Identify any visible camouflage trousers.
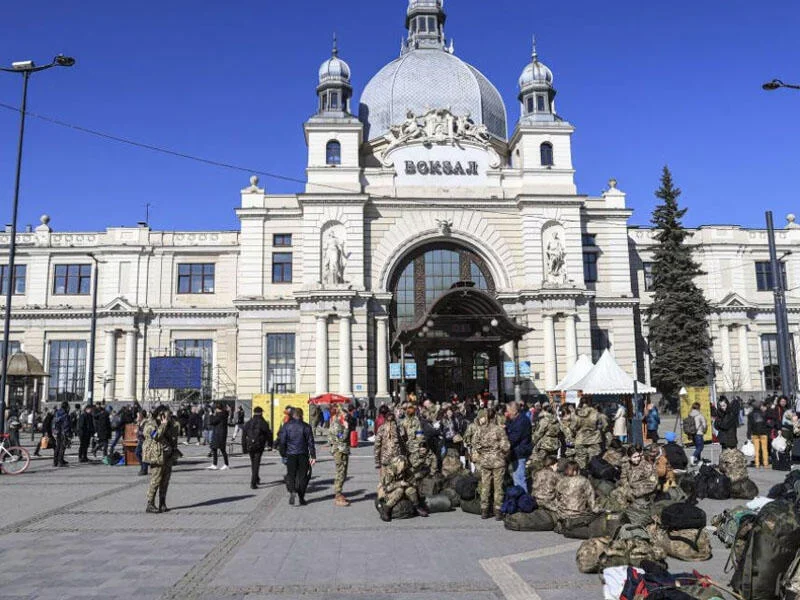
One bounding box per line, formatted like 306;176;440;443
480;467;505;512
384;485;419;509
146;464;172;504
574;444;602;470
333;451;349;495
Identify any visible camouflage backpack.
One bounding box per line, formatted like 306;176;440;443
719;448;748;484
598;525;667;572
712;505;756;548
781;548;800;600
576;536;609;574
649;525;713;562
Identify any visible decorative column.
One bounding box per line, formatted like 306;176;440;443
565;313;578;370
543;314;557;390
375;315;389;398
104;330;116;401
720;323;732;389
339;313;352;397
124;329;137;401
738;324;752;391
315;314;329;396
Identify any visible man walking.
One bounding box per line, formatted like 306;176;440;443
52;401;71;467
328;406;351;507
278;408;316;506
207;402;230;470
242;406;271;489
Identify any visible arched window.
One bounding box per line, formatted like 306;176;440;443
540;142;554;167
326;140;341;165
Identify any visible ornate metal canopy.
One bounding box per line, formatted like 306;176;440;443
393;283;531;348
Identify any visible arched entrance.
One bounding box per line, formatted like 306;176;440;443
388;243;529;400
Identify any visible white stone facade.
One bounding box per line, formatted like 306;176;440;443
1;2;797;406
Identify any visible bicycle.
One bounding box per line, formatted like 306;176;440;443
0;433;30;475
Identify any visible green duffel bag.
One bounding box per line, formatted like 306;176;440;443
558;514;596;539
504;509;555;532
460;495;482;515
424;493;452;513
441;487;461;508
588;512;630;539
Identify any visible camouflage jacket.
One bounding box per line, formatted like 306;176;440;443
571;406;603;446
555;475;599;518
719;448;748;484
327;417;350;455
532;468;561;511
142;417;180;466
474;422;511;469
378;460;415;496
374;421;404;468
532;412;561;453
621;461;658;499
401;415;425;454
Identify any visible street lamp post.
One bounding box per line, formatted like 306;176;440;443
86;254;99;406
0;55;75;434
766;211;795;398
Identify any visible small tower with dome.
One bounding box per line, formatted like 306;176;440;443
518;37;556;122
304;36;363;192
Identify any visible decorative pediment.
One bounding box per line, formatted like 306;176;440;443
103;297;137;313
717;292;753;310
380;108;502;169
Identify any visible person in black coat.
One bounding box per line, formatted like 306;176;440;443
208;403;229;470
186;406;203;444
714;397;739;450
93;406;112;457
242;406;272;489
662;431;688;470
77;405;95;462
277;407;316;505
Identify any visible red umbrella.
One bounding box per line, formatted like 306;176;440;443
308;393;351;405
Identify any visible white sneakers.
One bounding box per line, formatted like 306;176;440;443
207;464;218;470
220;465;229;471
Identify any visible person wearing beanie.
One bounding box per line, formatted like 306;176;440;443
662;430;688;470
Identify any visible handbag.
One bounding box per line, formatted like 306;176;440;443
741;439;756;458
40;435;50;449
773;434;788;454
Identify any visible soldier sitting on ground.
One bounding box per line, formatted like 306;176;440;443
531;455;561;513
602;438;627;469
618;445;658;508
555;460;600;524
377;455;429;522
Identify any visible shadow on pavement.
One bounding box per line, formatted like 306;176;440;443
171;494;256;510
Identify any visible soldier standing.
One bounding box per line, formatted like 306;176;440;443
374;410;404;471
571;401;603;469
328;406;352;507
474;408;510;520
530;405;561;471
142;405;180;513
400;404;426;470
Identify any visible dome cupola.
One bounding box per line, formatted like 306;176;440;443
405;0;446;51
518;37;557;122
316;35;353;115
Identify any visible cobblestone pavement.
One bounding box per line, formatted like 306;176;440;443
0;433;787;600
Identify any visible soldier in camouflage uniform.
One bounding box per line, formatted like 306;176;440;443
374;411;404;471
530;406;561;471
718;447;748;484
328;407;351;507
555;460;599;519
602;439;627;469
142;405;180;514
412;444;438;482
474;408;510;519
571;402;603;469
559;406;576;460
463;409;485;471
377;455;429;522
400;404;426;470
531;455;561;512
618;446;658;505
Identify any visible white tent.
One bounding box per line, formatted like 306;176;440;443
554;354;594;391
568;350;656;395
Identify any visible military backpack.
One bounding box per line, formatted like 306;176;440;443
712;505;756;548
781;547;800;600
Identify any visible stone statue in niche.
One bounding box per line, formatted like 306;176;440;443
545;231;567;285
322;230;346;285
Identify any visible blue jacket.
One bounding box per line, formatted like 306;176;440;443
505;413;533;460
277;418;316;459
52;408;72;437
646;408;660;432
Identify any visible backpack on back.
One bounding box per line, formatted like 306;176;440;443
730;500;800;600
683;416;697;436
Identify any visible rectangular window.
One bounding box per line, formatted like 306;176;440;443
643;262;655;292
591;329;610;363
2;341;22;361
583;252;598;283
266;333;295;393
174;339;213;401
273;234;292;247
418;16;427;32
581;234;597;247
53;264;92;295
761;333;797;392
526;97;534;114
321;94;327;111
48;340;87;403
427;16;436;32
329;91;339;109
272;252;293;283
177;263;215;294
0;264;26;295
537;95;546;112
755;261;787;292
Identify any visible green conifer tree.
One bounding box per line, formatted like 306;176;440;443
647;167;712;400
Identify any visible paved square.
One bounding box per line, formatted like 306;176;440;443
0;439;786;600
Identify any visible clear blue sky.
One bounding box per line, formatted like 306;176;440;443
0;0;798;232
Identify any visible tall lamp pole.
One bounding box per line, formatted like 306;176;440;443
0;55;75;434
766;211;795;398
86;253;99;406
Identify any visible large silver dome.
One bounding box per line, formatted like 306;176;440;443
358;48;508;142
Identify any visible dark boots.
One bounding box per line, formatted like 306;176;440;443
481;508;491;520
158;495;170;513
379;503;392;522
416;504;429;518
146;502;159;514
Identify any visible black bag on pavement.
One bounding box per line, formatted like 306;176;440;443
661;503;706;531
391;498;417;520
460;495;481;515
424;494;452;513
730;478;759;500
730;500;800;600
504;509;555;532
696;465;731;500
418;474;444;498
454;474;479;501
441;487;461;508
588;456;621;482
